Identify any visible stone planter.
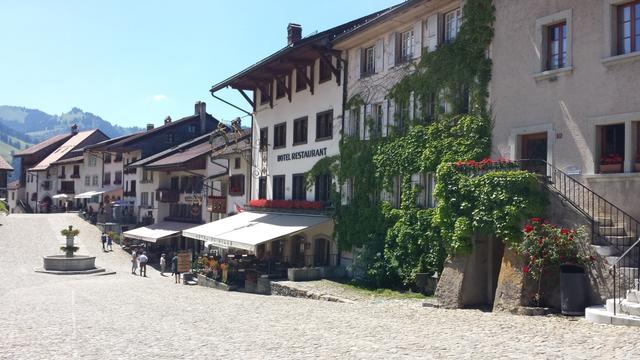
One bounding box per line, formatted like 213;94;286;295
43;255;96;271
600;163;622;173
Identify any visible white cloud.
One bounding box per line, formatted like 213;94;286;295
151;94;169;102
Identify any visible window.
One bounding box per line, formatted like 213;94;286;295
229;175;245;196
293;117;308;145
85;176;90;186
114;171;122;185
114;153;122;162
272;175;285;200
296;67;307;92
166;133;174;144
59;166;66;178
314;174;331;202
276;76;287;99
141;192;149;207
260;84;271;105
395;100;409;134
72;165;80;178
130;180;136;195
170;176;179;190
88;156;97;167
349;107;361;138
547;22;567;70
187;124;197;133
234;157;241;169
259;127;269;150
319;57;332;83
258;177;267;199
599;124;625;173
103;172;111;185
316;110;333;140
292;174;306;200
180;176;192;192
419;172;436;208
60;181;75;194
445;8;462;43
372;103;383;137
274;123;286;149
141;169;153;183
418;93;436;123
92;175;99;186
361;46;375;76
617;1;640;55
397;30;414;63
104;153;111;163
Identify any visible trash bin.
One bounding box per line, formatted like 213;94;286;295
560;264;586;316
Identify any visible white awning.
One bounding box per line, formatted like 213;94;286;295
52;194;70;199
75;191;98;199
182;211;332;252
123;221;195;243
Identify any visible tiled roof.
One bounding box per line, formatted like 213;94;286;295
0;156;13;171
51;155;84;165
29;130;100;171
8;180;20;190
83;132;143;151
144;142;212;168
14;133;73;156
128;133;211;168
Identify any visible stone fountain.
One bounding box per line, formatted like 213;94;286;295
37;225;105;274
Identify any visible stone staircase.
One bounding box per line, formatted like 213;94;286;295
586;216;640;326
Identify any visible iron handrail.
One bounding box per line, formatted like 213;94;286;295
518;159;640;315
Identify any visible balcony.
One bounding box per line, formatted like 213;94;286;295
58;189;75;194
113;180;122;185
156;189;179;203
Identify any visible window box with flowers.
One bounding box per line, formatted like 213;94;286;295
518;218;594;311
599;154;623;173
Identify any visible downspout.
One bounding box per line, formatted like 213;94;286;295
338;50;349;267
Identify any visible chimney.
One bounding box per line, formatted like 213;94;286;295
287;23;302;45
164;116;172;125
147;123;154;131
195;101;207;134
71;124;79;135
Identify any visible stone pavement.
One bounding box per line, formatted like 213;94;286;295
0;213;639;359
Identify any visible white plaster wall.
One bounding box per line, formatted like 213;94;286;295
252;57;343;201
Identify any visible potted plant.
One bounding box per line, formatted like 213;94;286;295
518;218;594;314
60;226;80;257
600;153;623;173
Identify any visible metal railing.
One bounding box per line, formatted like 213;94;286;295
519;159;640;315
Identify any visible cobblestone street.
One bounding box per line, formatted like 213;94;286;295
0;214;638;359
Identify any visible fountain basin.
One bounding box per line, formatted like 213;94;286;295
43;255;96;271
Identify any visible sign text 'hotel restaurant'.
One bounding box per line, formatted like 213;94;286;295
276;147;327;162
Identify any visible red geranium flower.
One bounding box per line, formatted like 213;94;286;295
531;218;541;223
560;228;570;235
523;266;530;274
524;225;534;233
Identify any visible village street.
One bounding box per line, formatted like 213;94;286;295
0;213;638;360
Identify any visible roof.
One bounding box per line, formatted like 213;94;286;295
209;5;401;93
29;130;100;171
123;221;196;243
14;133;73;157
51;156;84;165
104;113;220;151
332;0;428;46
8;180;20;190
0;156;13;171
128;132;212;168
182;212;331;251
144;142;212;169
84;132;143;152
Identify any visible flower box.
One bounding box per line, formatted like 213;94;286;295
600;163;622;173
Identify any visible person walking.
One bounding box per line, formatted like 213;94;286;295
160;253;167;276
171;254;180;284
138;252;148;277
101;232;107;252
106;233;113;251
131;249;138;275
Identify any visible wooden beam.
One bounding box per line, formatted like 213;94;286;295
295;65;314;95
237;89;255;111
320;54;340;86
275;76;291;102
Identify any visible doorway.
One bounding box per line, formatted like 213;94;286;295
520;132;548;174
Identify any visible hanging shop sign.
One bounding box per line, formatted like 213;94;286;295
207;196;227;213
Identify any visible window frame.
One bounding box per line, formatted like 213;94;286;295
617;0;640;55
293;116;308;145
272;175;285;200
546;21;568;70
258;176;267;200
273;122;287;149
229;174;245;196
259;127;269;150
316;110;333;141
319;57;332;83
292;173;306;201
314;173;332;203
397;30;415;64
445;8;462;43
295;67;308;92
361;46;376;77
275;75;287;99
234;157;241;169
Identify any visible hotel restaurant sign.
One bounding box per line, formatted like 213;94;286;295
276;147;327;162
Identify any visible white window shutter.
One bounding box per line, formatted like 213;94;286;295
388;32;397;69
364;104;372;140
374;39;384;73
387;100;395;137
413;20;423;59
427;13;440;52
354;48;362;79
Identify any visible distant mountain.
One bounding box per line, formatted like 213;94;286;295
0;105;142;182
0;105;142;143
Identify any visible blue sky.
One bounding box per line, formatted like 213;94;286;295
0;0;400;129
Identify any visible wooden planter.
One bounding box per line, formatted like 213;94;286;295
600;163;623;174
